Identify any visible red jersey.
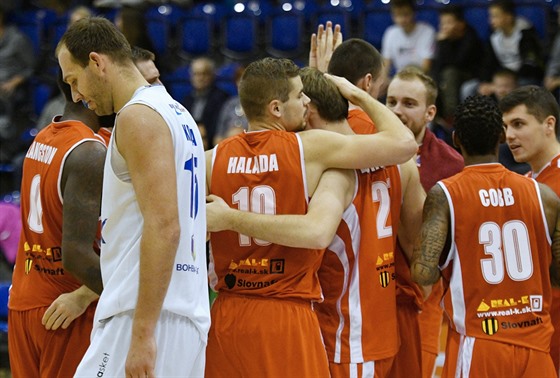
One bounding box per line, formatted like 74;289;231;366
209;130;324;301
315;109;402;363
9;118;104;310
439;164;553;352
531;153;560;372
96;127;112;146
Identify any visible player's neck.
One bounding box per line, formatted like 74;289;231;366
529;142;560;173
463;154;499;166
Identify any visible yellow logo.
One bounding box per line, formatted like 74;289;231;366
477;300;490;311
25;258;33;275
482;318;499;336
379;271;390;288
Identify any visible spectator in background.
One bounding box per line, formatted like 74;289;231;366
544;10;560;101
382;0;436;79
68;5;92;24
35;6;93;131
461;0;544;101
182;57;230;149
431;5;482;124
483;68;531;174
0;4;34;144
213;65;247;145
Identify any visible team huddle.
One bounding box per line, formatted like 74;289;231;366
6;14;560;378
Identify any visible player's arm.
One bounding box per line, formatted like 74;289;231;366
117;104;181;377
205;148;214;193
411;184;450;286
397;159;426;261
61;140;106;294
206;168;353;249
538;183;560;287
302;75;416;170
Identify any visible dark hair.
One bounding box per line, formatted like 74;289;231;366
131;46;155;63
455;95;503;155
57;16;132;67
489;0;516;16
328;39;383;85
300;67;348;122
499;85;559;134
439;5;465;21
239;58;300;121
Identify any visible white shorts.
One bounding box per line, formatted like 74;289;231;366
75;310;205;377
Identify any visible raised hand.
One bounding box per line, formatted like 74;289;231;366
309;21;343;72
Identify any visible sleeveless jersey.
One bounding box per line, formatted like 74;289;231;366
95;85;210;338
209;130;324;301
315;109;402;363
439;163;553;352
531;153;560;371
9;118;104;310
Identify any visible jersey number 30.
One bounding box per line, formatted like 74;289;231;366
479;221;533;284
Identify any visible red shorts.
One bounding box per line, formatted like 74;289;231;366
550;289;560;376
386;300;422;378
419;281;444;378
328;356;395;378
205;293;330;378
8;305;95;378
443;328;557;378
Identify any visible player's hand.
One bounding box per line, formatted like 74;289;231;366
206;194;232;232
42;291;89;330
309;21;342;72
125;335;157;378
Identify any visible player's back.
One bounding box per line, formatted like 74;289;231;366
439;163;554;352
209;130;324;301
315;108;402;363
10;119;102;310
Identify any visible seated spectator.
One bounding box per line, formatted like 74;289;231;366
382;0;436;78
486;68;519;102
181;57;230;149
0;4;34;144
214;65;248;145
431;5;482;123
544;10;560;101
483;69;531;174
36;6;93;131
461;0;544;101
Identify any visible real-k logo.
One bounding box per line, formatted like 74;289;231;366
24;258;33;275
225;273;236;289
379;271;390;288
482;317;499;335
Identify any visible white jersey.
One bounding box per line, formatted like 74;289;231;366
95;85;210;340
381;21;436;72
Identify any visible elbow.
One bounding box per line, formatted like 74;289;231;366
309;229;335;250
401;137;418;164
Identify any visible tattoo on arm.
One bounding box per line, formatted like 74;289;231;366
412;185;450;285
